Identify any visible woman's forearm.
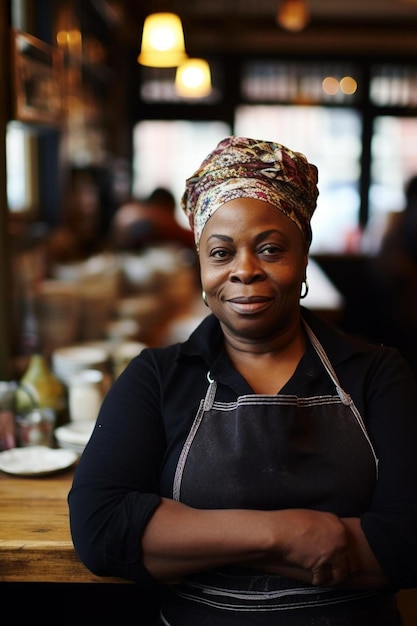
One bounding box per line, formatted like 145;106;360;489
140;498;273;581
141;499;387;588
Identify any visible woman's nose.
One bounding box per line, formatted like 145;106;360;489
230;252;264;282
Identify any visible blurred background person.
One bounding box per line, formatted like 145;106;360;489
109;186;195;253
362;175;417;379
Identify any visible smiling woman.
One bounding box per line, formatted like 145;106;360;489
69;136;417;626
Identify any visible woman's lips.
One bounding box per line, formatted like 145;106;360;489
227;296;273;314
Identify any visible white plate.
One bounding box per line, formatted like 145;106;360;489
0;446;78;476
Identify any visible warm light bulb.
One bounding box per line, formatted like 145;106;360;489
340;76;358;95
175;58;212;98
277;0;310;33
138;12;187;67
149;23;178;52
322;76;339;96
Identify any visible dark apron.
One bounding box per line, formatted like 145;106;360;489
157;323;402;625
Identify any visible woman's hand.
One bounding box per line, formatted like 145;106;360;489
261;508;353;586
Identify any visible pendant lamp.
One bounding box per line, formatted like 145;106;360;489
276;0;310;32
138;12;187;67
175;58;212;98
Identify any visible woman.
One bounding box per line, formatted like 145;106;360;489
69;137;417;625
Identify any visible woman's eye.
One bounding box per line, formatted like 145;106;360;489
210;248;231;259
259;244;282;256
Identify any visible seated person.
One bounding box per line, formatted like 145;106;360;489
109;187;195;252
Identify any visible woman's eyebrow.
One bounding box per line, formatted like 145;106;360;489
205;229;291;249
253;229;285;244
206;233;234;244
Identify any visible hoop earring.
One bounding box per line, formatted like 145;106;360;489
202;290;209;307
300;279;309;299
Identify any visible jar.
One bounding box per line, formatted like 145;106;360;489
68;369;104;423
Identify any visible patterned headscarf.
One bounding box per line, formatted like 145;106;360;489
181;136;319;249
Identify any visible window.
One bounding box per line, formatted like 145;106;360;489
365;115;417;252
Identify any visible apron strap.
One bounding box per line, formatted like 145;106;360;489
303;320;349;400
303;320;379;474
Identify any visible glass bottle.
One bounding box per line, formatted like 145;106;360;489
15;353;67;426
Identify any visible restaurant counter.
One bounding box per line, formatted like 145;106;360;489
0;465;125;583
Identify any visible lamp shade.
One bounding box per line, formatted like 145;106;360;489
138;12;187;67
175;58;212;98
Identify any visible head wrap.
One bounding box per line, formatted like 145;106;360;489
181;136;319;249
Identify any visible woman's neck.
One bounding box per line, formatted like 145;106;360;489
223;323;306;394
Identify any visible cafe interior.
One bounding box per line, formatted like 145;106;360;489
1;0;417;621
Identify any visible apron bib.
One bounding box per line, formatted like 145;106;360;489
159;323;400;625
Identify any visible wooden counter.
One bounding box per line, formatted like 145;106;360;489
0;466;127;583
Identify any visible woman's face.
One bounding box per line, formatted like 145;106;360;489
199;197;308;343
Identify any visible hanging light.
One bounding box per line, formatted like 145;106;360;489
175;58;212;98
138;12;187;67
276;0;310;33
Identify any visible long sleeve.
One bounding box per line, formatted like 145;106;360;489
68;350;167;583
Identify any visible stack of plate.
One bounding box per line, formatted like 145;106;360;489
51;345;109;385
54;419;96;455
